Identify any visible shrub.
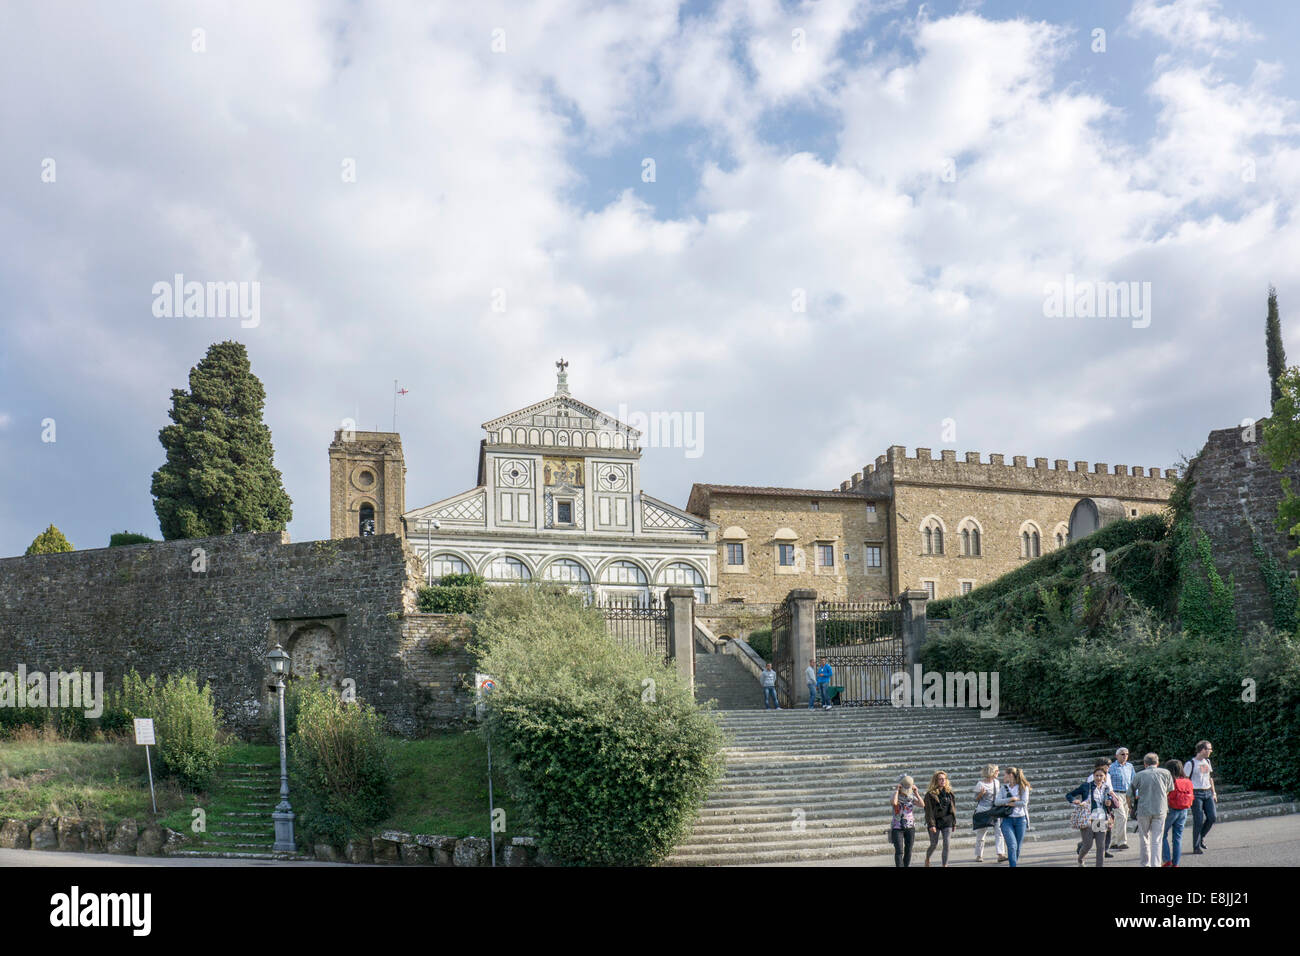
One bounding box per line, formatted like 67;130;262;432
0;707;49;738
417;572;489;613
153;673;222;790
472;586;724;866
746;627;773;661
289;679;393;846
109;531;156;547
26;524;74;555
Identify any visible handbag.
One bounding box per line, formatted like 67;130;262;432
1069;802;1090;830
973;784;1014;828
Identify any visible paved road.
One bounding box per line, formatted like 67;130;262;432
2;815;1296;867
756;815;1300;866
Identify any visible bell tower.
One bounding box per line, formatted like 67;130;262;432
329;430;406;539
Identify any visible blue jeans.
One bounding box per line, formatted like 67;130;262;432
1000;816;1027;867
807;683;817;708
763;686;779;709
818;683;832;706
1190;790;1216;848
1162;808;1187;865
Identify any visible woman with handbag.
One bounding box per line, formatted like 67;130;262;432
924;770;957;867
1066;764;1118;866
890;775;924;867
973;764;1008;863
995;766;1032;867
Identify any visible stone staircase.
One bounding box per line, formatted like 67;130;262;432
667;707;1300;866
694;653;764;711
168;762;311;861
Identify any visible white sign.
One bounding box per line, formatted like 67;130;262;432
133;718;155;746
475;674;496;719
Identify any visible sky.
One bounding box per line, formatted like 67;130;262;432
2;0;1299;556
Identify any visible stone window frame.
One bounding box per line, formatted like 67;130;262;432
921;579;938;600
957;516;983;558
920;515;947;556
814;541;836;573
863;543;884;573
553;495;577;528
958;578;975;596
774;527;801;575
1019;520;1042;559
1053;522;1069;550
866;502;878;522
721;526;749;574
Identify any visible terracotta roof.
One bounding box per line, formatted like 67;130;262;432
691;484;878;500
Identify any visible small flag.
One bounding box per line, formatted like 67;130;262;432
397;386;409;396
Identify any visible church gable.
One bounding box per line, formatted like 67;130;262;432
405;487;487;528
641;495;713;537
482;360;641;452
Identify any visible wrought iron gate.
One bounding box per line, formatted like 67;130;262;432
815;600;904;705
598;595;669;661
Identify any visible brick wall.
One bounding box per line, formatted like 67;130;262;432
1189;423;1300;629
0;532;470;736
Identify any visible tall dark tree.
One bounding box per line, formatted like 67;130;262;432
151;341;293;540
1267;285;1287;409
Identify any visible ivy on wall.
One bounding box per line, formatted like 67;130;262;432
1173;518;1236;637
1252;534;1299;633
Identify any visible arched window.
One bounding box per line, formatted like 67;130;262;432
958;518;982;557
359;503;375;536
921;517;945;555
1020;523;1042;558
961;528;970;555
543;558;590;585
427;552;471;583
1032;531;1041;556
659;561;708;603
483;555;531;583
599;560;650;605
1053;522;1069;550
601;560;647;585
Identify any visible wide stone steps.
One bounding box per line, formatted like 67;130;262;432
666;708;1299;866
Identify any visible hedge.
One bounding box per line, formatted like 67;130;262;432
471;585;724;866
921;618;1300;796
417;573;489;614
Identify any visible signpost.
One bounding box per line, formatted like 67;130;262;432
475;674;497;868
133;718;157;815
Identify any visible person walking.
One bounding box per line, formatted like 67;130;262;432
1077;758;1117;859
890;775;924;867
1108;747;1135;850
1066;763;1118;867
1162;759;1194;867
761;662;780;709
1131;753;1174;867
1184;741;1217;854
924;770;957;867
995;767;1032;867
805;658;817;710
817;657;834;709
973;764;1007;863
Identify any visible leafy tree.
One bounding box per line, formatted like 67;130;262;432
1267;285;1287;409
1261;367;1300;557
151;341;293;539
26;524;73;555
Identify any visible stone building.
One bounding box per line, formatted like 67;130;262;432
684;485;892;604
688;447;1175;608
849;447;1175;599
333;362;717;603
328;430;406;538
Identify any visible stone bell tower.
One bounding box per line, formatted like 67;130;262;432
329;430;406;539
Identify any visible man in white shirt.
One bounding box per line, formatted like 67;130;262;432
1184;740;1217;854
1108;747;1135;850
804;659;817;710
1130;753;1174;867
762;662;780;709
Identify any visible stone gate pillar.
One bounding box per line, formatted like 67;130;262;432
900;589;928;667
788;589;818;704
665;586;696;694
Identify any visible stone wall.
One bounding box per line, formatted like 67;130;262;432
1189;423;1300;629
0;531;470;736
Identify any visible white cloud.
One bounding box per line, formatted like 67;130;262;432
1128;0;1258;56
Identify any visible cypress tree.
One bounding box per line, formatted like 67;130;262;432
26;524;74;555
1267;285;1286;409
151;341;293;540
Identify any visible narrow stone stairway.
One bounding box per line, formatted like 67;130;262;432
169;761;311;861
694;653;764;710
667;707;1300;866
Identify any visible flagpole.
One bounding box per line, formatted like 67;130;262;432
392;379;397;433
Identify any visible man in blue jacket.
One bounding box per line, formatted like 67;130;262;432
817;657;834;709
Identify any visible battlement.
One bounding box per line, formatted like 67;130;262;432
848;445;1175;500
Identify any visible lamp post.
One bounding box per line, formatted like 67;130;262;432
266;643;295;853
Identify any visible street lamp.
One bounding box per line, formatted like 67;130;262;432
266;643;295;853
